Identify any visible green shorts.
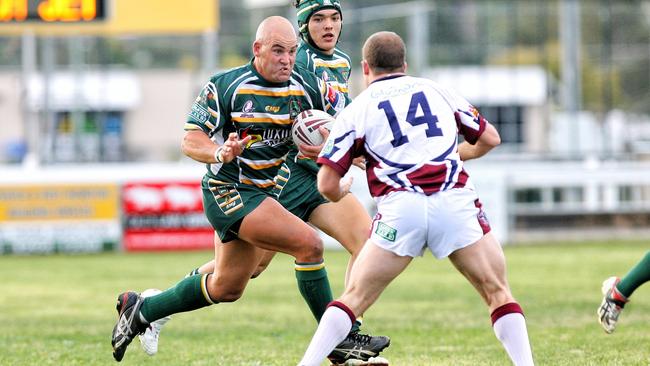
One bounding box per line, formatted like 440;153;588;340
272;157;328;222
202;175;275;242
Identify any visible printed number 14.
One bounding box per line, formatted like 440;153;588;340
378;91;442;147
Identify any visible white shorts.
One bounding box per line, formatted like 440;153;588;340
370;188;491;259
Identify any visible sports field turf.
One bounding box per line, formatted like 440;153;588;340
1;241;649;365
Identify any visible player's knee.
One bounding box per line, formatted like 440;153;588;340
294;232;324;262
213;287;245;302
207;277;246;302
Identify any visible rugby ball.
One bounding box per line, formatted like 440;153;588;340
292;109;334;146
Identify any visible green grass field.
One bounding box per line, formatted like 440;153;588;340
1;241;650;365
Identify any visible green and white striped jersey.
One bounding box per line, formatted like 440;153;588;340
292;42;353;172
185;59;344;189
296;42;352;105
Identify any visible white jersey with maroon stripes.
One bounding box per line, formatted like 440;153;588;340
318;74;487;198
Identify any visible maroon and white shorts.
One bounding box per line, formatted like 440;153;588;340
370;188;491;258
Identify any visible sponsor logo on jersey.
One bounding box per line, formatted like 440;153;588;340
241;100;255;118
375;221;397;242
189;103;210;123
370;82;416;99
326;84;340;107
238;126;291;149
477;209;489;227
196;84;215;104
224;200;238;210
289;98;303;121
322;139;334;155
265;105;281;113
469;105;481;123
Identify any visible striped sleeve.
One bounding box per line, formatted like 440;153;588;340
447;88;487;144
185;80;223;135
317;108;361;176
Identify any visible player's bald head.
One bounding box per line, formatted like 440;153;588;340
255;16;297;44
362;31;406;74
252;16;298;83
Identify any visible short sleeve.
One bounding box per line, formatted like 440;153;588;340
447;88;487;144
317;107;362;176
185;81;224;136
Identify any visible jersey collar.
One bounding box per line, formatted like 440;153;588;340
371;73;407;85
301;41;337;60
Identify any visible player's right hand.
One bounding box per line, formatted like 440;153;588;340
218;132;252;164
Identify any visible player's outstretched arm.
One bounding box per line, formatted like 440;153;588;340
317;164;352;202
182;131;251;164
458;122;501;161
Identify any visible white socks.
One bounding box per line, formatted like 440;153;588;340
493;310;534;366
298;305;353;366
300;301;534;366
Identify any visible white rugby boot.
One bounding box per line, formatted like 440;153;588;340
138;289;171;356
597;276;628;334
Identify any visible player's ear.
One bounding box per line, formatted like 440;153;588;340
361;60;370;76
252;40;262;57
403;61;408;73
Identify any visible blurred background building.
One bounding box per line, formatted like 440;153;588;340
0;0;649;252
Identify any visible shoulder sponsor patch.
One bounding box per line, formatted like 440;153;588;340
189;103;210;122
375;221;397;242
322;139;334;155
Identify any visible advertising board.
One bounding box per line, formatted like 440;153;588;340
122;181;213;251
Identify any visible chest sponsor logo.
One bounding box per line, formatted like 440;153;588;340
239;126;291;149
289;98;304;121
241;100;255;118
375;221;397;242
265;105;281;113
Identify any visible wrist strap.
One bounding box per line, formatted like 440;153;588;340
214;146;224;163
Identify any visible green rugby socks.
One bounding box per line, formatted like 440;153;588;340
295;261;333;322
617;251;650;298
139;274;215;322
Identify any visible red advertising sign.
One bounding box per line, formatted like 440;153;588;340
122;181;213;251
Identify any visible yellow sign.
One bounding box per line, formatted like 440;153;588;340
0;0;105;22
0;183;119;221
0;0;217;35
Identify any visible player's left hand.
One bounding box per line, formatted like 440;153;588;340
218;132;252;164
298;126;330;160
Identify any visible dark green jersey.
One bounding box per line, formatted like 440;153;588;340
292;42;352;173
185;59;344;189
295;42;352;105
